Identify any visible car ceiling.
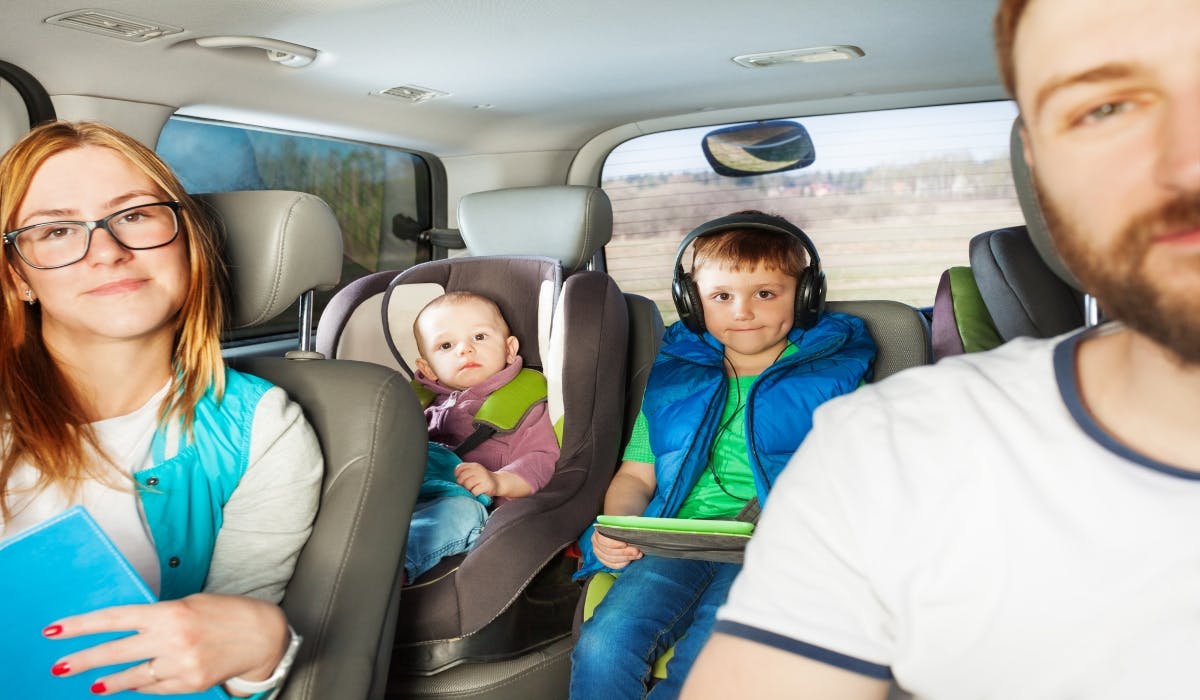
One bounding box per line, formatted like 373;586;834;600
1;0;1006;157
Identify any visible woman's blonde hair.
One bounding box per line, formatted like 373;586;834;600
0;121;227;517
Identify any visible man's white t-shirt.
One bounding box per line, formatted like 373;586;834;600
716;328;1200;699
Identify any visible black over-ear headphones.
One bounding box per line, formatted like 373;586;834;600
671;212;825;334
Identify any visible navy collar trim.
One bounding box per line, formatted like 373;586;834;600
1054;328;1199;480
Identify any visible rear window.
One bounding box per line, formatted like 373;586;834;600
157;117;432;341
601;101;1021;322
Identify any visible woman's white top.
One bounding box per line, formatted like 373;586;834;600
1;382;322;602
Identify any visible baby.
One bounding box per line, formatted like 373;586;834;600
404;291;559;581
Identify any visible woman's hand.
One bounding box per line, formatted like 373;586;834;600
44;593;290;696
591;529;643;569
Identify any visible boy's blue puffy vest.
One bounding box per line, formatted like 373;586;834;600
645;311;874;517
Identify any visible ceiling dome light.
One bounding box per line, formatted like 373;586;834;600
371;85;450;103
733;45;865;68
44;9;182;42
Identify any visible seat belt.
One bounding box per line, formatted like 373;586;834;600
452;425;497;458
412;368;549;458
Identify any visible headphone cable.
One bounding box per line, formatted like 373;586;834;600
706;342;791;501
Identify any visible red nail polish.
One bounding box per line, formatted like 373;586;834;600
43;624;63;637
90;681;106;694
51;661;70;676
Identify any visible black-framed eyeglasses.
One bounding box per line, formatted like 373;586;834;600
2;201;182;270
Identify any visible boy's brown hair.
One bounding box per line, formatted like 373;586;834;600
689;210;808;277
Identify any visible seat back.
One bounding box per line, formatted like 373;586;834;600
200;190;425;700
620;293;666;448
315;186;629;669
930;266;1003;359
825;300;930;381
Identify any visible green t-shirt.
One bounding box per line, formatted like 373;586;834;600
622;346;798;519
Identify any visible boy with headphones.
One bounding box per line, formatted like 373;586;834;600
569;211;876;699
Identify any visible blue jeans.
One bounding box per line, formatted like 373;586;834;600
570;556;741;700
404;495;489;581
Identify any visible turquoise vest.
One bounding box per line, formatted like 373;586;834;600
138;368;272;601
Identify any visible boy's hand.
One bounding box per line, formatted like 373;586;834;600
591;529;643;569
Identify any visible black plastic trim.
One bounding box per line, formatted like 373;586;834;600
0;60;56;127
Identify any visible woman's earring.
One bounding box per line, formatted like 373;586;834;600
23;289;35;305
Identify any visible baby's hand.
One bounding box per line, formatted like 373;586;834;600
591;529;643;570
455;462;499;497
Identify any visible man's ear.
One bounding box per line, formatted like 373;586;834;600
414;356;437;382
505;335;520;364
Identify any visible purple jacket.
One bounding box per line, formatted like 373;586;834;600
415;357;559;495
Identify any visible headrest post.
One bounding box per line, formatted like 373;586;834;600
1083;294;1102;328
298;290;315;353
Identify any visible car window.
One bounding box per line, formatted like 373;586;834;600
601;101;1021;323
157;117;432;343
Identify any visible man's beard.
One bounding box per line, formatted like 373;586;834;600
1036;181;1200;365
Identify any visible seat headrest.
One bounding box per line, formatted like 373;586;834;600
457;185;612;273
196;190;343;329
968;226;1083;341
1009;119;1083;291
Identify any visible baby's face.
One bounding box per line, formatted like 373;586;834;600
415;301;518;390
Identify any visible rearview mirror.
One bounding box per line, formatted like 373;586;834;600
702;120;815;177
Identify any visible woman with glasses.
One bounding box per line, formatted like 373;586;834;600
0;121;322;697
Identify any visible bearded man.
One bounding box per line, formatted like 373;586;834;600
682;0;1200;697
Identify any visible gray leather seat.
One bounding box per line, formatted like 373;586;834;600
199;190;426;700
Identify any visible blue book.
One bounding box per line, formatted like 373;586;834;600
1;506;228;698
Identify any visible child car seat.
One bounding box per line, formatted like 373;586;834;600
315;186;629;686
932;120;1086;360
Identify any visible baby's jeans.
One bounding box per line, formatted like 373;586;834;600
404;494;488;581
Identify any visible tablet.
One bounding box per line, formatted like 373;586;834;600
593;515;754;564
594;514;754;536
